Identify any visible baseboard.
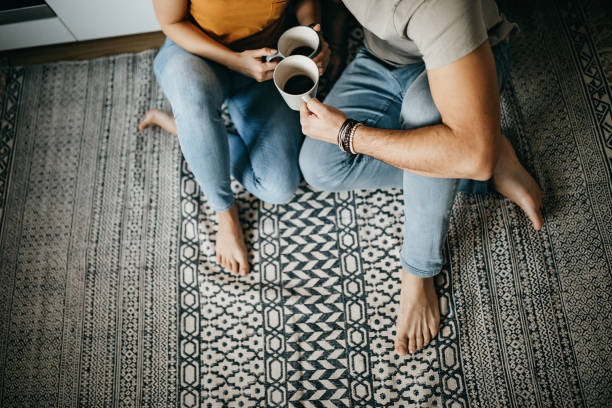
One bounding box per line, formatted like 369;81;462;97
0;31;165;65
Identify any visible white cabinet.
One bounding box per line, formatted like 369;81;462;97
0;17;75;51
0;0;160;51
46;0;160;41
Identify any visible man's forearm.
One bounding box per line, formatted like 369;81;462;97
295;0;321;26
340;42;501;181
351;123;497;180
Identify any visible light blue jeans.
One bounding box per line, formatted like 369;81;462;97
300;43;509;277
154;38;303;212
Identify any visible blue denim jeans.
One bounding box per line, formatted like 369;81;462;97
154;38;303;211
300;43;509;277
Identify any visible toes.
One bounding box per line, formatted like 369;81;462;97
238;255;250;277
395;336;408;356
416;328;424;351
239;266;250;277
219;256;233;273
423;319;435;347
533;217;543;231
138;111;154;131
525;207;543;230
423;332;431;347
230;260;239;275
429;325;439;340
532;209;544;231
408;333;417;354
523;191;544;231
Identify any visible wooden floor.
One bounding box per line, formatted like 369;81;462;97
0;31;166;66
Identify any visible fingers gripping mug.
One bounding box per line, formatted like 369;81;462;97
273;55;319;111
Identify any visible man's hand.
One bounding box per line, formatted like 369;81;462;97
228;48;278;82
310;24;331;75
299;98;347;144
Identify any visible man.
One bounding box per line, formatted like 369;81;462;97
299;0;543;356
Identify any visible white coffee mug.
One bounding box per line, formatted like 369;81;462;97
265;26;320;61
273;55;319;111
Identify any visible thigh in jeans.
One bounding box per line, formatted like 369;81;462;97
154;38;236;212
299;49;423;192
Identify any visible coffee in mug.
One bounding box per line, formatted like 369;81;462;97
289;46;315;57
283;75;315;95
266;26;320;61
273;55;319;110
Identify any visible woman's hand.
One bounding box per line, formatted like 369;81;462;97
228;48;279;82
299;98;347;144
311;24;331;76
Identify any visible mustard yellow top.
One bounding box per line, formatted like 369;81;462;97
190;0;291;50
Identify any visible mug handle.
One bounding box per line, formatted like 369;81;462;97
301;94;312;103
264;52;283;62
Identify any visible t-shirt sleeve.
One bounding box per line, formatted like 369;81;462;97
404;0;488;70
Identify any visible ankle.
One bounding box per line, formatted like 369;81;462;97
401;270;431;286
217;205;240;227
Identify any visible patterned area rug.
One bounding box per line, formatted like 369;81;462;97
1;1;611;407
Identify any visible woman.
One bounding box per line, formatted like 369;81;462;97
140;0;330;277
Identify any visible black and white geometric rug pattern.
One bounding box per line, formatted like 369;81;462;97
1;1;611;407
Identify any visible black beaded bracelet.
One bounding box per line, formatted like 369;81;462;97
337;118;362;154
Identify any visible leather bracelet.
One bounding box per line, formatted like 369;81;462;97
337;119;354;152
337;119;353;150
337;118;361;154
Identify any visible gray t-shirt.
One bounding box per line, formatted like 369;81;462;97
342;0;517;69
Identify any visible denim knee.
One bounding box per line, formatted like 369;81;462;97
299;139;346;192
400;71;442;130
255;172;300;204
154;45;224;116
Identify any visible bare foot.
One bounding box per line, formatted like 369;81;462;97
138;109;178;135
395;272;440;356
216;204;250;276
492;136;544;230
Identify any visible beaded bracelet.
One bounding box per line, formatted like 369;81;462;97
337;119;353;148
337;118;362;154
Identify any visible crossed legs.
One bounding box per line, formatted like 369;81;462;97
144;38;302;275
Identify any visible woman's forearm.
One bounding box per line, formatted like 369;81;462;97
161;21;239;68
